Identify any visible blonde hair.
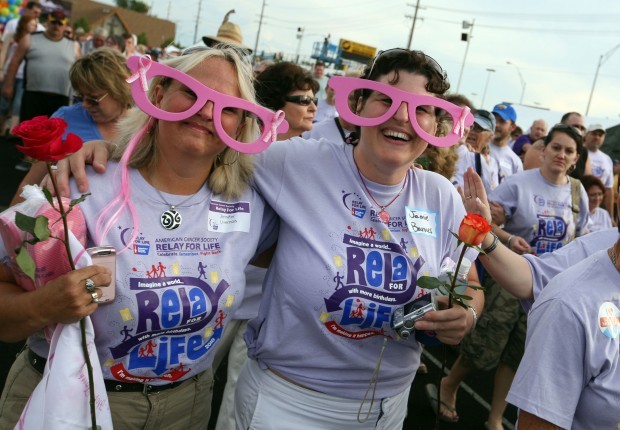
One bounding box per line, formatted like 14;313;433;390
70;48;133;109
112;45;258;199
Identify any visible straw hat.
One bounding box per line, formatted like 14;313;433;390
202;10;252;53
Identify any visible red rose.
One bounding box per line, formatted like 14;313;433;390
458;213;492;246
12;116;83;162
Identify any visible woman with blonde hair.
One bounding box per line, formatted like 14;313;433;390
10;48;134;205
0;45;283;429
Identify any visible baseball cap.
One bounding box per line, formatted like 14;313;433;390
473;109;496;132
492;103;517;123
48;10;68;24
586;123;606;134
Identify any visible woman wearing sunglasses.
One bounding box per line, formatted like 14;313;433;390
42;48;480;428
0;46;284;429
255;61;318;139
10;48;133;205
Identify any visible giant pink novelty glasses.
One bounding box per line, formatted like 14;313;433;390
329;76;473;147
126;55;289;154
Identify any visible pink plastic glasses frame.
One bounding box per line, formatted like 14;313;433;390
329;75;473;147
125;55;289;154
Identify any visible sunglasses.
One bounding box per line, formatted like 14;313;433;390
329;76;473;147
49;20;66;26
367;48;446;81
75;93;108;106
126;55;288;154
285;95;318;106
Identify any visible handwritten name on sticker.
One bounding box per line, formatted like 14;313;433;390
406;207;437;237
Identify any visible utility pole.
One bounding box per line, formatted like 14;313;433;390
166;0;171;20
192;0;202;45
253;0;267;64
456;19;474;92
585;43;620;116
405;0;421;50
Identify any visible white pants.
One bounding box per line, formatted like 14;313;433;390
214;320;249;430
235;358;410;430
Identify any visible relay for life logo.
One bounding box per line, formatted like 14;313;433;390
322;232;423;340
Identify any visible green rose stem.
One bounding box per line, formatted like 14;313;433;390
46;163;98;430
435;244;468;430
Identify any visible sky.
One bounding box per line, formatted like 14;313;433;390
97;0;620;129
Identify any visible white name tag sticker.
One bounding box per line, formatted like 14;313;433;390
208;200;251;233
405;207;437;237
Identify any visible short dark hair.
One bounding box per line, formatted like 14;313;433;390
360;49;449;97
581;175;606;194
26;1;41;9
315;61;325;67
254;62;320;111
560;111;581;124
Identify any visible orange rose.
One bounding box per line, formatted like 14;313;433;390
458;213;491;246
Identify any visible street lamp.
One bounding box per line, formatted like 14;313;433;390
585;43;620;116
481;68;495;108
506;61;526;104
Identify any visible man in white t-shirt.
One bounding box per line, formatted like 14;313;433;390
490;103;523;181
584;123;613;215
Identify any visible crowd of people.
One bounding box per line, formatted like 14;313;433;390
0;5;618;430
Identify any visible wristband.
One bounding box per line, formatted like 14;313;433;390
467;305;478;331
506;235;515;248
482;232;499;254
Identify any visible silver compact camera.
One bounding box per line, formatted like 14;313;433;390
391;293;437;339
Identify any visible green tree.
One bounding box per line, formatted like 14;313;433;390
137;32;148;46
73;17;90;33
114;0;149;13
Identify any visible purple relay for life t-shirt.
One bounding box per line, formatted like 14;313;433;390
246;138;477;399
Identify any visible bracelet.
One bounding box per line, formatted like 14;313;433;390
482;232;499;254
467;305;478;331
506;235;515;248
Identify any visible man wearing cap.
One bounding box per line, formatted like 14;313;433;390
454;109;501;194
2;9;80;170
3;9;79;119
585;124;614;215
490;103;523;181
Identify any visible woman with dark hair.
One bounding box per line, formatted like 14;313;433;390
582;174;612;232
233;49;481;428
254;62;318;139
438;123;589;428
0;15;38;134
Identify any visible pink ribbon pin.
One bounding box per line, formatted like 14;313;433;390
453;106;471;137
262;110;286;143
126;55;152;92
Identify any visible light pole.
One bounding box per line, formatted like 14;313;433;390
586;43;620;116
295;27;304;64
456;19;474;92
506;61;526;104
481;68;495;108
